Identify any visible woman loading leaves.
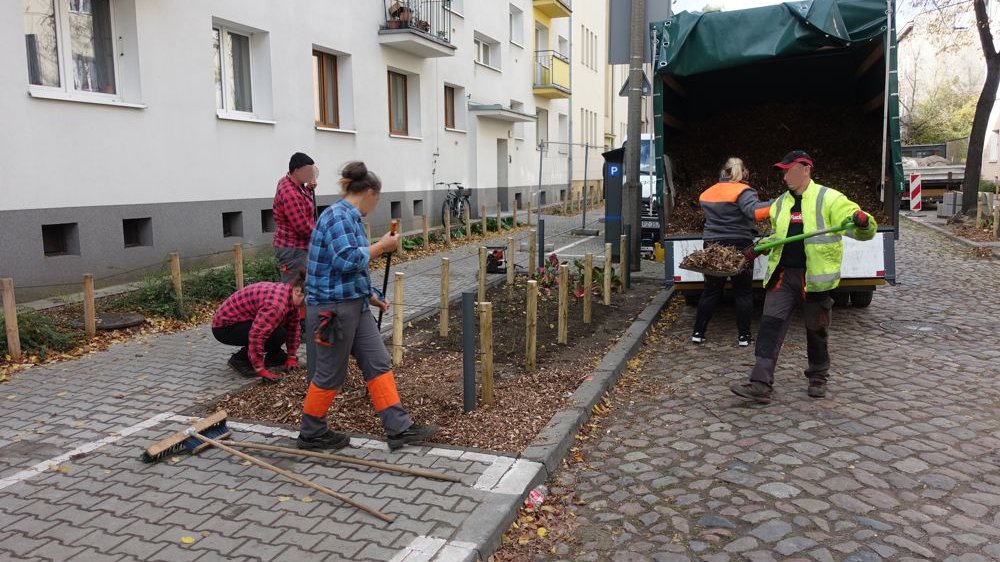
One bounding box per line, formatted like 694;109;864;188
691;157;771;346
297;161;438;451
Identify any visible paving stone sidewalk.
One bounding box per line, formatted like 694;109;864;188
545;220;1000;561
0;210;613;562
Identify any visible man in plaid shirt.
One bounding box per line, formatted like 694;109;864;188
212;274;304;382
273;152;318;283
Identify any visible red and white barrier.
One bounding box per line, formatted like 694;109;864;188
909;174;922;212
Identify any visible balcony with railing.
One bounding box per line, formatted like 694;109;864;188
379;0;456;58
533;50;571;98
533;0;571;18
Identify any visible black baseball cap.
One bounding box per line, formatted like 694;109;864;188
774;150;814;169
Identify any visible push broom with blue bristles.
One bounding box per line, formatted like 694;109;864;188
140;410;394;523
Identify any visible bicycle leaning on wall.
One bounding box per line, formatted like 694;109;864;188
438;181;471;226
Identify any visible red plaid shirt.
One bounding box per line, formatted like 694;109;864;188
272;174;316;250
212;282;301;372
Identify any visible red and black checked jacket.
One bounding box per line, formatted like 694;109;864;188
212;282;300;372
272;174;315;250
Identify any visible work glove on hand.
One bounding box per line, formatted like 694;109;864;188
284;356;298;371
852;210;870;229
743;246;759;261
257;368;282;383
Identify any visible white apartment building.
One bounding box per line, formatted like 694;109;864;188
3;0;577;297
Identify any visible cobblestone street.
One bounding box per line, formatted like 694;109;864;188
548;220;1000;562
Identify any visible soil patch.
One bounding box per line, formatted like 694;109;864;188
214;277;661;453
952;224;997;243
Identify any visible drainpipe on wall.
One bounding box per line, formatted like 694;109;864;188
567;11;574;206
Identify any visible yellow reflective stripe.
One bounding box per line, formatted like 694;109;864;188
815;185;828;230
804;235;842;245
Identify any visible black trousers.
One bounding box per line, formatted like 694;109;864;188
693;239;754;337
750;267;832;388
212;322;287;359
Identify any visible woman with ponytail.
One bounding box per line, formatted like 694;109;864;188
297;161;438;451
691;157;771;347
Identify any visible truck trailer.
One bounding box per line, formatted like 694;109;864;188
650;0;902;308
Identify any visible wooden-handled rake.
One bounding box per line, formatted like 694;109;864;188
140;411;395;523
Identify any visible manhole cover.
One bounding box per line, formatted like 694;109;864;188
880;320;958;335
73;312;145;331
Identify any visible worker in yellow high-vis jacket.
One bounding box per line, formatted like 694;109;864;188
730;151;877;404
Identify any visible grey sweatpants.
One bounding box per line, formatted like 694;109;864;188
275;246;308;283
301;299;412;438
749;267;833;388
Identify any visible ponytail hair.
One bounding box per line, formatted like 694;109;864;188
339;161;382;194
721;157;747;183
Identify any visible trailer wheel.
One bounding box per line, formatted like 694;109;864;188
831;292;850;307
850;291;873;308
683;292;701;306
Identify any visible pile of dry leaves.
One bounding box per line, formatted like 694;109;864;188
679;243;746;275
665;102;890;233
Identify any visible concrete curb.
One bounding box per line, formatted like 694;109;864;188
902;214;1000;257
459;285;674;561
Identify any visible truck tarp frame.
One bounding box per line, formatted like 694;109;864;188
649;0;904;216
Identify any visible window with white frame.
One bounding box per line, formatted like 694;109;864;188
214;26;253;113
511;100;525;139
474;33;500;70
990;130;999;163
509;5;524;46
445;0;464;15
24;0;123;96
557;35;568;58
536;108;549;150
558;113;568;153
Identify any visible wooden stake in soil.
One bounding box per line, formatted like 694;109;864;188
506;237;515;298
392;272;404;366
478;247;487;303
233;243;244;290
619;235;628;293
603;243;612;306
994;198;1000;240
578;191;584;214
528;229;537;278
563;193;569;214
511;196;517;226
464;206;472;239
422;214;430;248
583;253;593;324
496;204;502;231
479;302;494;405
526;280;538;369
396;223;405;257
83;274;96;338
2;278;21;360
169;252;183;303
527;201;533;226
558;264;568;344
444;211;452;246
481;205;488;237
439;258;450;337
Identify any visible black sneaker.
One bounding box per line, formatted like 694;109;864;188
807;379;827;398
228;354;256;377
738;334;752;347
692;332;706;344
729;381;773;404
297;430;350;451
387;423;439;451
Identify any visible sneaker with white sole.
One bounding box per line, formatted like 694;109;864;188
691;332;706;344
738;334;752;347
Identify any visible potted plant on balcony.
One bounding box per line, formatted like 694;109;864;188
387;1;413;29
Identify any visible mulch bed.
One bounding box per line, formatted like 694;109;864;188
214;277;661;453
952;224;998;243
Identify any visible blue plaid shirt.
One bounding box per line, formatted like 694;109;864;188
306;199;372;306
